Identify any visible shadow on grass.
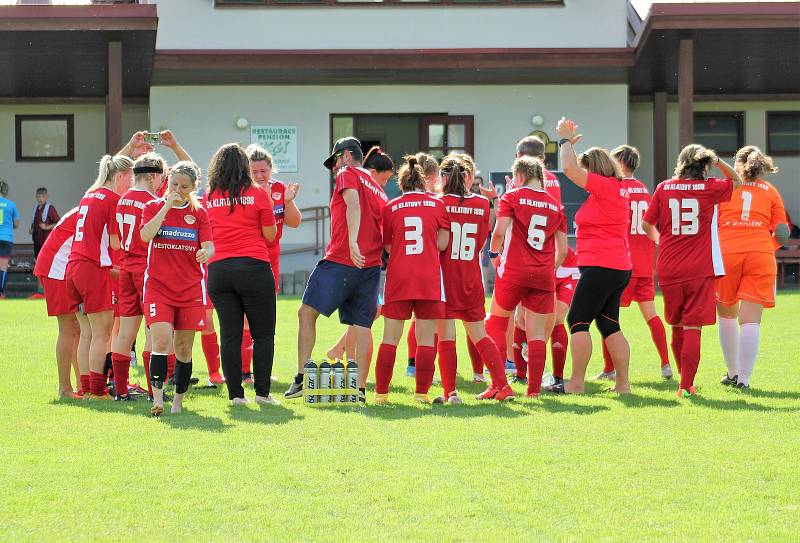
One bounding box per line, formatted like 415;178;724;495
685;395;800;413
227;403;303;425
361;401;528;421
158;409;232;432
634;380;678;393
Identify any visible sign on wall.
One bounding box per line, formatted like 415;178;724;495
251;125;298;173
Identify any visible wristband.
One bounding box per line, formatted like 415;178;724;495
558;138;570;146
488;251;499;259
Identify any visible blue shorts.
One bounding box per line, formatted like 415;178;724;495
0;241;12;257
302;260;380;328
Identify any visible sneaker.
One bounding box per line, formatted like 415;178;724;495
231;396;250;406
735;382;750;390
552;376;566;386
254;394;280;405
677;386;697;398
189;377;199;385
472;373;487;383
504;360;515;374
476;387;498;400
494;385;515;402
209;372;225;385
593;370;616;381
414;393;432;404
434;392;462;405
510;375;528;385
406;366;416;377
242;373;254;385
284;380;303;399
661;364;673;380
114;394;136;402
373;393;389;405
720;374;738;386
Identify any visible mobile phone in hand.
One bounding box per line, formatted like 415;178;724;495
144;132;161;144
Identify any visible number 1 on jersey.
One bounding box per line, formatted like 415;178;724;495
116;213;137;252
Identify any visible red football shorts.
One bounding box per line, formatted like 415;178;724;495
144;301;206;331
716;251;776;308
39;275;72;317
620;276;656;307
493;277;554;314
661;277;716;327
118;269;145;317
555;274;579;306
65;260;113;315
382;299;445;321
445;303;486;323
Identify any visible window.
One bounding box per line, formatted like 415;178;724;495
419;116;474;160
15;115;74;162
767;112;800;156
215;0;562;6
693;112;744;156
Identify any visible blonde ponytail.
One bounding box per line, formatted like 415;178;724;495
735;145;778;181
87;154;133;195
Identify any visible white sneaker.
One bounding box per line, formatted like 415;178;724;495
255;394;280;405
472;373;486;383
593;370;616;381
231;396;250;406
661;364;673;380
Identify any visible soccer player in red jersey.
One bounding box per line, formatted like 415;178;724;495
374;156;450;404
436;155;514;403
548;118;633;395
485;156;568;398
65;154;132;399
140;162;214;416
34;207;81;398
597;145;674;381
642;144;741;397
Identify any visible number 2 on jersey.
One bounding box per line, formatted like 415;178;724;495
116;213;137;252
404;216;423;255
668;198;699;235
450;222;478;261
74;205;89;242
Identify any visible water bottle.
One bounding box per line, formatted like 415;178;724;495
319;361;331;403
303;359;318;404
346;359;359;403
332;359;346;403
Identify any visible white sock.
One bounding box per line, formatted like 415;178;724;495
718;317;739;378
737;323;761;386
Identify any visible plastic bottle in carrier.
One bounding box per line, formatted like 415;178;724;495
319;361;331;403
332;359;346;402
303;359;318;404
346;359;359;403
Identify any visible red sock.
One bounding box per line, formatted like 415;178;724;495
671;327;683;374
526;340;547;395
407;321;417;360
241;328;253;374
433;333;439;352
414;345;437;394
110;352;131;397
602;339;614;373
550;324;568;379
89;371;106;396
167;354;176;380
79;374;90;394
142;350;153;397
679;329;702;390
513;326;527;379
466;335;483;374
374;343;397;394
201;332;221;376
647;316;670;367
485;314;510;364
476;336;509;389
437;340;458;397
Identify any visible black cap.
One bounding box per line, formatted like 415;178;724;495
323;136;362;170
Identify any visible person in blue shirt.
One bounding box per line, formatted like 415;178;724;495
0;179;20;298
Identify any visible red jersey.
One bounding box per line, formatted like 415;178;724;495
69;187;120;268
382;191;449;303
574;173;631;270
440;193;491;311
116;188;157;274
497;186;566;291
203;184;275;264
34;207;78;280
622;178;655;278
543;169;561;204
141;200;212;306
266;179;287;249
325;166;388;268
643;177;733;286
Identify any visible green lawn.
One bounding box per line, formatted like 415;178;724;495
1;294;798;542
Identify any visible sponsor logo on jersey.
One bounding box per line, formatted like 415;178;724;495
273;203;285;218
272;192;282;201
198;319;205;327
157;226;198;241
184;215;196;225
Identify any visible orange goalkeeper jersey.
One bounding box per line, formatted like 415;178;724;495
718;179;786;254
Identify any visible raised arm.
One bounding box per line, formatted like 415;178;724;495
714;157;742;189
160;130;192;163
556;118;588;189
283;182;302;228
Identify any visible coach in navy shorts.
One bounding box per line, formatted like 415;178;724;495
284;137;389;401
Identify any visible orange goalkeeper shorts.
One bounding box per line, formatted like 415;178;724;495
715;251;777;308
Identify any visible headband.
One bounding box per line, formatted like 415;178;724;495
133;165;163;174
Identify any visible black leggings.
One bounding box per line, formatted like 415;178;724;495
208;257;276;399
567;266;631;338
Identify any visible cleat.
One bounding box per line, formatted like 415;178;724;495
114;394;136;402
494;385;515;402
688;386;697;395
504;360;515;374
254;394;280;405
525;392;540;399
284;380;303;399
406;366;416;377
208;372;225;385
472;373;486;383
83;392;112;401
510;375;528;385
434;392;462;405
150;405;164;417
677;387;696;398
476;387;498;400
720;374;738;386
373;393;389;405
735;382;750;390
242;373;254;385
552;376;566;386
414;393;432;404
661;364;673;380
231;396;250;406
593;370;616;381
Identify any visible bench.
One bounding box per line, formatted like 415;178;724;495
777;243;800;288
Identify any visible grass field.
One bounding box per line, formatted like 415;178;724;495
1;294;799;542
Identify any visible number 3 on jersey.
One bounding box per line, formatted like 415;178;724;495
404;216;423;255
668;198;699;235
450;222;478;261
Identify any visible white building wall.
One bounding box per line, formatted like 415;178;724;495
150;83;629;256
628;101;800;222
153;0;628;50
0;103;149;244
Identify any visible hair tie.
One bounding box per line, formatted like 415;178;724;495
133;165;164;174
375;148;382;155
